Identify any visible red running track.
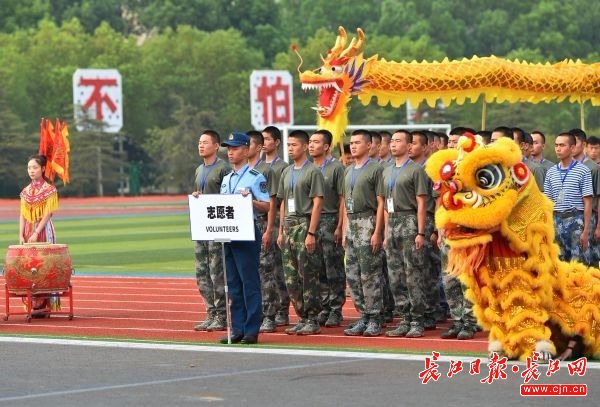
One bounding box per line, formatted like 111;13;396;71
0;275;488;355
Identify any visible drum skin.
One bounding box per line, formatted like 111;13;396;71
3;244;72;292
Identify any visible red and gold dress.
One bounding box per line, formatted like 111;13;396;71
20;180;58;243
19;179;60;311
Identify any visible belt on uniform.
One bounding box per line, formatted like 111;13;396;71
388;210;416;218
553;209;583;218
347;210;375;219
284;216;309;228
320;212;338;218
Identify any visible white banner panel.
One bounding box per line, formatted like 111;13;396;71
188;194;255;241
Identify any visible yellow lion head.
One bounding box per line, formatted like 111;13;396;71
425;135;547;250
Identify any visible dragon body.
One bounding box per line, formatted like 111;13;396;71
424;136;599;360
299;27;600;147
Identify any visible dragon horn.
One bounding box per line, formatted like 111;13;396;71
329;26;347;57
340;28;365;59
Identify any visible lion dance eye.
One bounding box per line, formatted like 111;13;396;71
475;164;505;190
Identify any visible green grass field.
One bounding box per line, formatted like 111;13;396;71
0;214;196;276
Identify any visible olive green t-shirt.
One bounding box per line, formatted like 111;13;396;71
382;159;429;212
412;158;436;214
254;160;277;197
265;157;289;189
524;158;545;192
344;159;385;213
583;157;600;212
277;161;325;218
319;158;345;214
193;158;231;194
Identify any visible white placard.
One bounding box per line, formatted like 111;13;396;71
250;70;294;130
188;194;255;241
73;68;123;133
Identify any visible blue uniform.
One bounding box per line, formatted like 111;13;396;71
220;163;270;337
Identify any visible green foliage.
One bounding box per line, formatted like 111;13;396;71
0;214;194;274
0;0;597;196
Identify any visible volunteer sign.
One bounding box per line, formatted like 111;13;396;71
188;194;255;241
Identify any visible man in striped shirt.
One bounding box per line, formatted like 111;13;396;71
543;132;593;262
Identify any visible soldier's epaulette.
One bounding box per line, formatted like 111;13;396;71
249;169;260;176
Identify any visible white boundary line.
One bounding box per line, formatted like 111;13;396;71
0;356;364;402
0;336;597;369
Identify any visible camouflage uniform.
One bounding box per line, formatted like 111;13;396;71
315;158;346;321
344;160;385;324
252;160;279;322
277;161;325;322
383;160;430;329
267;158;291;320
544;160;593;263
345;214;383;318
425;213;445;321
439;240;478;332
582;158;600;267
378;160;396;322
554;213;587;262
192;158;231;326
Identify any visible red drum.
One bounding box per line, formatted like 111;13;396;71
3;244;72;293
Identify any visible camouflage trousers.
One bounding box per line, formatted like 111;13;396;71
345;214;383;319
381;253;396;316
425;214;443;319
317;214;346;314
440;240;477;328
256;215;283;319
281;218;323;319
554;212;587;263
194;240;226;318
585;212;600;267
384;212;430;324
272;216;290;316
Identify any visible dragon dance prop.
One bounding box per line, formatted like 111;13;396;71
424;135;599;361
298;26;600;148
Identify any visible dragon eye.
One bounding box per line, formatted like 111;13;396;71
475;164;504;190
321;65;343;74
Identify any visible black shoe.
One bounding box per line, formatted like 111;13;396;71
240;335;258;344
219;333;244;344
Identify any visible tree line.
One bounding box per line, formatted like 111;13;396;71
0;0;598;196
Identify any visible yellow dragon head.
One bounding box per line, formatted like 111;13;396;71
298;26;374;147
425;135;553;255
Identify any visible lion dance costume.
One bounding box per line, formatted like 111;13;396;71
424;135;599;360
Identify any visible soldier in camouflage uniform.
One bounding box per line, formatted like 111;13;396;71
308;129;346;327
382;130;430;338
262;126;290;326
438;128;479;339
246;131;280;333
409;130;443;328
342;130;386;337
369;131;396;325
570;128;600;267
191;130;231;332
277;130;325;335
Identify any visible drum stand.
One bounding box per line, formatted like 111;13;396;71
4;284;74;322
